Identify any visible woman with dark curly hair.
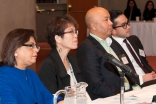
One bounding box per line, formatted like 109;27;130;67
124;0;141;20
143;0;155;21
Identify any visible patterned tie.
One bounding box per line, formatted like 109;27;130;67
123;39;148;73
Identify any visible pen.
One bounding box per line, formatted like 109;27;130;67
114;98;137;100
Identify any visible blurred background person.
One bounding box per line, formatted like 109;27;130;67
124;0;141;20
38;15;82;97
143;0;155;21
0;28;63;104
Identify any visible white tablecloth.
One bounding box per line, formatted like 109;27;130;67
87;84;156;104
130;21;156;56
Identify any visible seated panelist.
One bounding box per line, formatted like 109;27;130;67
109;10;156;87
38;15;82;97
0;28;63;104
76;7;141;100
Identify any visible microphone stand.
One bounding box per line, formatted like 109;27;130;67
120;72;125;104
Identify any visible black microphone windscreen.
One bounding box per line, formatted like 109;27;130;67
103;53;114;61
103;53;137;76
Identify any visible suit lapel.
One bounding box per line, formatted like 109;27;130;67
110;37;136;73
87;35;107;54
110;37;124;60
87;35;120;76
127;37;140;57
127;36;153;73
127;37;144;64
110;37;140;85
50;49;81;82
50;50;68;78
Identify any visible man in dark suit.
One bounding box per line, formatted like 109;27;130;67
76;7;141;100
109;10;156;88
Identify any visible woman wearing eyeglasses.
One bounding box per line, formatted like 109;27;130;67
38;15;82;96
0;29;63;104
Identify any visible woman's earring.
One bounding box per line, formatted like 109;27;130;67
15;53;18;57
58;48;62;52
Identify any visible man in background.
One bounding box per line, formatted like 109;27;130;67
109;10;156;87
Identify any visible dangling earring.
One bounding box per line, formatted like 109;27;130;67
58;48;62;52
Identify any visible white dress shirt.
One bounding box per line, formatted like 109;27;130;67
90;33;130;90
110;36;145;85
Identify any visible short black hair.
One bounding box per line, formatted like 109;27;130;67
45;14;78;49
109;10;123;28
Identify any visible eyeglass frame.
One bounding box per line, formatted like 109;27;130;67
113;21;130;29
63;30;78;35
22;43;40;51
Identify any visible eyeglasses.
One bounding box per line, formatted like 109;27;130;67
63;30;78;35
113;21;130;29
23;43;40;51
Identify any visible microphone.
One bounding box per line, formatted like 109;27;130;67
103;53;137;76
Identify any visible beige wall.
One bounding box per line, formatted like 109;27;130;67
0;0;36;71
99;0;156;19
1;0;155;71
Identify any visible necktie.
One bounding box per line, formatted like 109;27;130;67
104;39;141;90
123;39;148;73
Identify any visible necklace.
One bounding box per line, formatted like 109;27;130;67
25;69;28;81
69;63;77;85
26;76;28;80
67;58;78;85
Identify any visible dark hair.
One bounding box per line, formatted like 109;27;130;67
109;10;123;28
125;0;138;11
45;14;78;49
0;28;36;66
143;0;155;15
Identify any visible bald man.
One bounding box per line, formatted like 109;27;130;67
76;7;140;100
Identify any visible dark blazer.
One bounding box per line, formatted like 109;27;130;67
111;35;153;73
110;35;155;87
143;9;155;21
76;35;139;100
38;49;82;95
124;8;141;20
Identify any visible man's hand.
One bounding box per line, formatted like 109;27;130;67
143;71;156;82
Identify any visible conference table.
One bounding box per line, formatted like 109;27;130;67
130;21;156;56
87;84;156;104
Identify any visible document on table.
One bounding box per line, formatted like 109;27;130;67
87;84;156;104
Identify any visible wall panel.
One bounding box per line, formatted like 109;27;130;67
0;0;36;71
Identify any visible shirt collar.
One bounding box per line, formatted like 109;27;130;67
90;33;104;41
90;33;113;46
106;37;112;46
112;36;126;45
